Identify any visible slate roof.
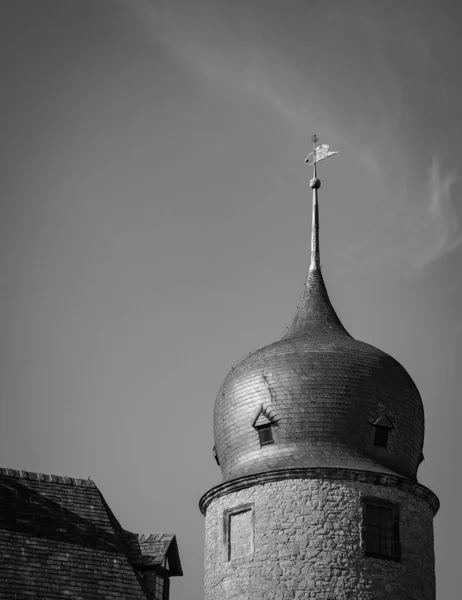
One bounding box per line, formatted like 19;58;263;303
124;533;182;573
0;467;182;599
282;266;351;340
214;268;425;482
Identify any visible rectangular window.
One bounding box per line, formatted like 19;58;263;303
143;572;169;600
154;575;164;600
374;426;389;448
257;424;274;446
362;499;400;560
223;504;254;562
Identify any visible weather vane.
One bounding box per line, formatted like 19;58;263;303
304;134;339;269
305;133;338;179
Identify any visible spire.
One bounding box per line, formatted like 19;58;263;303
282;135;348;340
309;133;321;270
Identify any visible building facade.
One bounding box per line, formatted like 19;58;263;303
0;467;182;599
200;155;439;600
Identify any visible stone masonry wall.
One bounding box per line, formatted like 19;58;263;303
204;477;435;600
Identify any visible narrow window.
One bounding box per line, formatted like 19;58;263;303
362;499;400;561
374;425;389;448
213;445;220;465
143;572;170;600
251;404;277;446
257;424;274;446
371;415;393;449
154;574;165;600
223;504;254;562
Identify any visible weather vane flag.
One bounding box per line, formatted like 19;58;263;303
304;133;338;271
305;133;338;168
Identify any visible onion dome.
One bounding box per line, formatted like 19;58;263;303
213;147;424;483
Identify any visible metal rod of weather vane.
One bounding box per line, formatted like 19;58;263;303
314;140;317;179
310;134;320;270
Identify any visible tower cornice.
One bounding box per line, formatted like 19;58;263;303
199;467;440;516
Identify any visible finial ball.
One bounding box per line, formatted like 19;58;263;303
310;177;321;190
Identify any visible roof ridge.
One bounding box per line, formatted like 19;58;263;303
136;532;175;541
0;466;96;487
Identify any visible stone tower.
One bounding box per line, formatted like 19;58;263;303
199;140;439;600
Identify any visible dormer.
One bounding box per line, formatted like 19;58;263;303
125;533;183;600
371;415;394;449
250;404;278;447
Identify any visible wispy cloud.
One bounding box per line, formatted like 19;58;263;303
150;3;381;175
155;10;308;130
343;157;461;274
148;1;462;274
412;159;461;268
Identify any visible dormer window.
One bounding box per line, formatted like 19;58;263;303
133;533;182;600
250;404;278;447
371;415;394;449
374;426;389;448
213;445;220;466
256;424;274;446
153;574;167;600
142;571;170;600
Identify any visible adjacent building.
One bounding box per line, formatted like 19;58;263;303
0;467;182;599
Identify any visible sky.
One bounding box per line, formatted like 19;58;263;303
0;1;461;598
